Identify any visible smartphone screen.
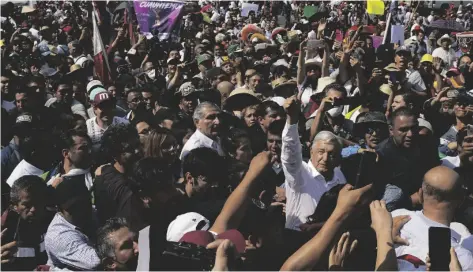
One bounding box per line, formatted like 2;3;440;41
429;227;451;271
355;151;377;189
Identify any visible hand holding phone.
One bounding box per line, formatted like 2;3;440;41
355;151;377;189
429;227;451;271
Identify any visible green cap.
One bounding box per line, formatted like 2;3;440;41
196;53;213;65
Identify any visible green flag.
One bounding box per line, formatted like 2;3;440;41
304;6;318;19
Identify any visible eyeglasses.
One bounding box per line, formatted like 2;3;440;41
366;127;385;135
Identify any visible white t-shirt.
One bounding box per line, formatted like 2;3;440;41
391;209;473;271
432;47;457;68
7;160;44;187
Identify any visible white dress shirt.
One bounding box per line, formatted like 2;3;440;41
7;160;44;187
432;47;457;68
391;209;473;271
179;129;225;160
282;123;346;230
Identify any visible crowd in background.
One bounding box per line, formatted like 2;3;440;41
0;0;473;271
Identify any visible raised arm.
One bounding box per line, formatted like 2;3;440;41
369;200;398;271
210;152;272;234
297;39;308;85
281;96;303;190
280;184;373;271
309;97;334;142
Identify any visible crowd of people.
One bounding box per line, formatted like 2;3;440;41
1;0;473;270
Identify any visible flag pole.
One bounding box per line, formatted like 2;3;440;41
382;12;391;44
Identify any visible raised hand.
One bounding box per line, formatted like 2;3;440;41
329;232;358;270
284;95;300;124
432;57;443;73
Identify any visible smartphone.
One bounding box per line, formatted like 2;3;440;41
332;96;358;107
429;227;451;271
467;124;473;137
355;151;377;189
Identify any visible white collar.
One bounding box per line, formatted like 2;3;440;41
194;129;217;147
307;160;341;184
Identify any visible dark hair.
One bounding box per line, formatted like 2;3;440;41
273;66;290;78
182;147;226;182
14;86;34;96
396;92;417;108
125;88;141;99
53;77;72;91
140;83;157;95
60;129;91;151
96;218;131;260
256;101;283;118
130;158;174;196
100;124;140;162
267;119;285;136
307;184;344;223
390;107;417;125
221;128;250;157
155;109;177;124
323;83;347;97
25;75;45;86
10;175;47;204
458;54;473;66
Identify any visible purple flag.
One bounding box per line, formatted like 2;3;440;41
133;0;185;41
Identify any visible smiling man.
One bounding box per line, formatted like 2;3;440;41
179;102;225;160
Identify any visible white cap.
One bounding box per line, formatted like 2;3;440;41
270;96;286;106
166;212;210;242
86;80;104;94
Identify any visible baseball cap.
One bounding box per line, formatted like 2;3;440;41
89;87;107;101
176;82;198;97
446;68;461;77
13;112;37;135
196;54;213;66
86;80;104;94
167;58;180;65
166;212;210;242
179;229;246;254
92;90;112;106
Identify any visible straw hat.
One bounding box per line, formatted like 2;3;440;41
437;34;455;46
225;88;260;111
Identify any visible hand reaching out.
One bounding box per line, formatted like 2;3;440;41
207;239;237;271
392;215;410;245
329;232;358;270
333;183;373;219
432;57;443;73
369;201;392;236
1;229;17;264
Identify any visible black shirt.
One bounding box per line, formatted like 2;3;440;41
93;165;145;231
247;125;267;156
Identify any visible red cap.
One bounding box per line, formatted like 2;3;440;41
446;68;461;77
93;91;112;105
179;229;246;254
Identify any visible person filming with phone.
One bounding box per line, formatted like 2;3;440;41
391;166;473;271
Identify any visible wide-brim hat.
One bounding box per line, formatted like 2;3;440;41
272;77;297;97
437;34;455;46
225;88;260;111
305;58;322;70
353;111;388;136
314;76;336;94
67;64;82;76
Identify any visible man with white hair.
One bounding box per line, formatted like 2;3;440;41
282;96;346;230
179;102;225;160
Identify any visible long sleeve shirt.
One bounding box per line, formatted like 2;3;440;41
45;213;100;271
281;123;346;230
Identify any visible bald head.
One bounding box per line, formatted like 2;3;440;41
217;81;234;104
422;166;463;203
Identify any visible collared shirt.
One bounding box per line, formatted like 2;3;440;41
391;209;473;271
86;116;129;151
282;123;346;230
179;129;225;160
6;160;44;187
45;213;100;270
